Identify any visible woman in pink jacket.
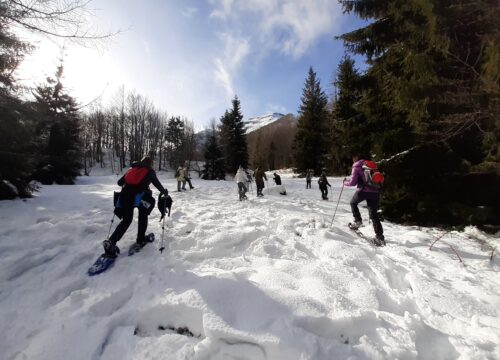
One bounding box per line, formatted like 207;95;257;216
344;155;385;245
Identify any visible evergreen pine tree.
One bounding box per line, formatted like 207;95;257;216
339;0;500;225
33;64;81;184
230;96;249;172
202;126;225;180
0;4;37;198
219;110;233;174
219;96;249;174
165;116;185;168
330;56;367;174
293;67;329;175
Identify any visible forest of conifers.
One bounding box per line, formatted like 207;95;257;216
0;0;498;229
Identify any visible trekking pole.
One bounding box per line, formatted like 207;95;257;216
106;214;116;240
330;182;345;227
159;214;166;253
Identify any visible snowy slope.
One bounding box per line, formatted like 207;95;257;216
0;174;499;360
244;113;284;134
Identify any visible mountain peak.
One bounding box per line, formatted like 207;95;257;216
244;113;285;134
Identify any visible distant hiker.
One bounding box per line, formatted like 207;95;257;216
184;165;194;189
254;167;267;197
235;165;248;200
306;169;313;189
244;168;254;193
103;156;168;258
344;155;385;245
318;171;331;200
273;173;282;185
175;166;185;192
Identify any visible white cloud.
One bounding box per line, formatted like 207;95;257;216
220;33;250;69
265;103;288;115
143;39;151;57
181;6;198;18
209;0;234;19
210;0;343;58
214;58;235;99
213;33;250;99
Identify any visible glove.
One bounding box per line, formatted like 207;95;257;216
162;189;168;196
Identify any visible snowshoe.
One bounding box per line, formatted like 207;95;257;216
88;241;120;276
348;221;363;231
88;255;116;276
128;233;155;256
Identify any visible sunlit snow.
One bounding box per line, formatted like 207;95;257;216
0;172;498;359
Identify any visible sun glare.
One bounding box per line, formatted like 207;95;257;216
16;37;125;106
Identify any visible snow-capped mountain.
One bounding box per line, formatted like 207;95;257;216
244;113;285;134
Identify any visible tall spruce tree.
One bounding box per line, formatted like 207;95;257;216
34;64;81;184
330;56;367;174
219;96;248;174
339;0;500;225
293;67;329;175
0;4;37;198
230;96;249;171
165;116;185;168
202;125;225;180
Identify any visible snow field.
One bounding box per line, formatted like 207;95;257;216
0;174;499;359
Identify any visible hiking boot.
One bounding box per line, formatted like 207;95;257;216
348;220;363;230
375;234;386;246
103;240;120;258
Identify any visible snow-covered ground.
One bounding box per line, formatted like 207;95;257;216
0;174;499;360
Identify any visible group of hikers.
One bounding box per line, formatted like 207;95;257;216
102;153;385;258
234;166;285;200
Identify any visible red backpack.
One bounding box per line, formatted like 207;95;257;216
362;160;385;188
124;167;149;186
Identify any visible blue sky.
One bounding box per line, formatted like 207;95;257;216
17;0;368;129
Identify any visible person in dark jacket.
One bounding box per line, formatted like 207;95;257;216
273;173;282;185
254;167;267;197
344;155;385;245
317;171;331;200
103;156;168;258
306;169;313;189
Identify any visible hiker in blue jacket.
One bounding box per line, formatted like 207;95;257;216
103;156;168;258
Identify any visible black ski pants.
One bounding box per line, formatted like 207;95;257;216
350;190;383;236
256;180;264;196
238;182;247;199
320;185;328;199
306;180;311;189
109;205;148;244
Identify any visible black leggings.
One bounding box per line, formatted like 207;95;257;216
320;185;328;199
109;206;148;244
350;191;383;236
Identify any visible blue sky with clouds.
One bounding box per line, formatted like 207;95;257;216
17;0;368;128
